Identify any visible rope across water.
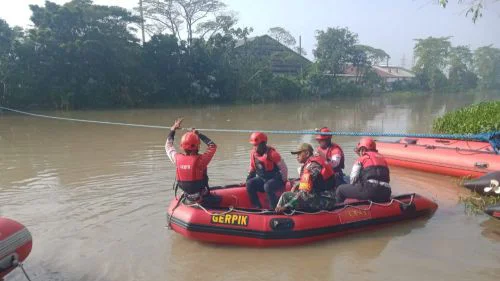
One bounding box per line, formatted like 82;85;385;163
1;106;499;150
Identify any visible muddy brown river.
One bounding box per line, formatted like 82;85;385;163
1;92;499;281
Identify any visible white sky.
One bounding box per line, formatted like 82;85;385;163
1;0;499;65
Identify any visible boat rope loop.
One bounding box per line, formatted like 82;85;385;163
1;105;499;153
11;257;33;281
183;194;416;217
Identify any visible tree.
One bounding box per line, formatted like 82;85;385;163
413;36;451;91
313;27;358;76
24;0;142;108
413;36;451;72
355;45;390;65
438;0;499;23
448;45;477;91
0;19;14;102
474;45;500;89
196;13;237;40
268;27;296;46
141;0;225;46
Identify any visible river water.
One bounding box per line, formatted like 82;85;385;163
1;92;499;281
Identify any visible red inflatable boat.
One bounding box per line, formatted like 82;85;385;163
0;217;33;279
377;138;500;178
167;185;438;247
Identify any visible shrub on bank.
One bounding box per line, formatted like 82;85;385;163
432;100;500;134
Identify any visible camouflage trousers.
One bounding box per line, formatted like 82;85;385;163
276;190;336;211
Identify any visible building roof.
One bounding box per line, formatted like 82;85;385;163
235;34;312;64
372;65;415;78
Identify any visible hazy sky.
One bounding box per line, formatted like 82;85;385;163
1;0;499;66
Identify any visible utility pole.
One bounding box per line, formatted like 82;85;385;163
299;35;302;55
401;53;406;68
299;35;303;75
139;0;146;45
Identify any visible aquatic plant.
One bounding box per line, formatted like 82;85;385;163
459;193;500;215
432;100;500;134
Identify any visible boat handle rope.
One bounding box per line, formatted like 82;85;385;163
181;194;415;217
1;106;498;153
11;257;33;281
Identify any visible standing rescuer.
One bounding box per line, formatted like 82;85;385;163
165;118;217;203
246;132;288;209
335;137;392;203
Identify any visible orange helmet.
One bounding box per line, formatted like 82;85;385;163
356;137;376;152
315;127;332;141
249;132;268;146
181;132;200;151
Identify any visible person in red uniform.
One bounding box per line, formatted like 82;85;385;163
165;118;217;203
246;132;288;209
315;127;346;187
335;137;392;203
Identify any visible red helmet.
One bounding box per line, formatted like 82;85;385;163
315;127;332;141
356;137;377;152
181;132;200;151
249;132;268;146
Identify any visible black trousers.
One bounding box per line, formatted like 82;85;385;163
336;182;391;203
246;177;284;209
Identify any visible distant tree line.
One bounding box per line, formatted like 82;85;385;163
403;36;500;92
0;0;499;110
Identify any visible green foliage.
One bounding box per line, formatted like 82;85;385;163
267;27;296;46
448;46;478;91
432;101;500;134
412;36;451;91
474;46;500;90
9;1;499;109
313;27;358;76
355;44;390;65
438;0;499;23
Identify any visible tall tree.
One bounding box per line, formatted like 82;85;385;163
268;27;296;46
474;45;500;89
355;45;390;65
25;0;142;108
448;45;477;91
141;0;225;46
0;19;14;102
413;36;451;71
313;27;358;76
413;36;451;90
196;13;237;40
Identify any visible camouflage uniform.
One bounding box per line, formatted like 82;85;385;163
276;161;336;211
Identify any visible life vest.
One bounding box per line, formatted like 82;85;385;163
175;153;207;195
298;156;335;192
358;151;390;184
307;156;334;181
316;143;345;172
250;147;280;180
298;169;313;192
